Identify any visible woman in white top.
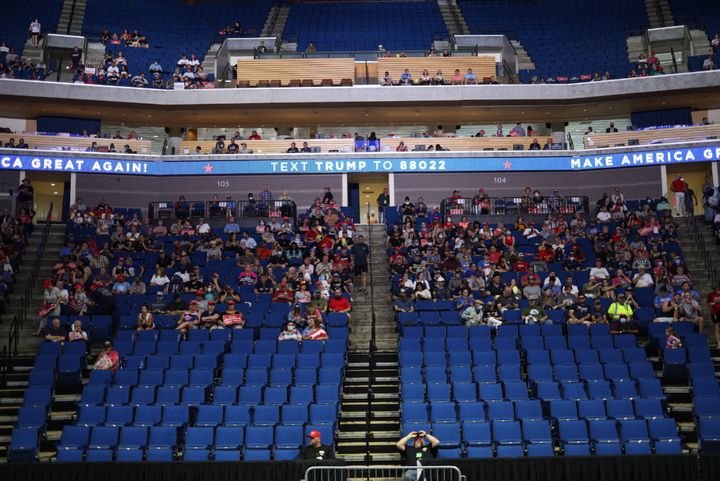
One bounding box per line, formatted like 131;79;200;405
30;19;41;47
150;267;170;286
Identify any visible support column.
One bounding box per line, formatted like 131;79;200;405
549;122;566;145
660;165;668;196
341;173;348;206
712;161;719;187
388;172;396;206
69;173;77;208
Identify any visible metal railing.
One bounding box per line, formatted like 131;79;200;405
365;201;376;463
19;202;53;330
303;465;465;481
439;195;590;220
148;200;297;224
0;344;7;387
8;315;20;357
685;215;719;287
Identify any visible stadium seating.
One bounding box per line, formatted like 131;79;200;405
458;0;649;80
283;2;448;52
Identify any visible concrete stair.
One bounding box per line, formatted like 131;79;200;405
264;5;290;40
511;40;536;71
0;224;66;355
626;35;647;62
438;1;469;36
84;41;107;71
689;29;712;56
201;42;223;78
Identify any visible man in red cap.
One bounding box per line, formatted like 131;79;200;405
299;429;335;460
220;300;245;329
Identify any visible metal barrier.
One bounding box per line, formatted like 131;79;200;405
8;315;20;356
303;465;465;481
148;199;297;224
439;195;589;220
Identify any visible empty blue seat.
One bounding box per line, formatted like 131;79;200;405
648;418;682;454
146;426;178;461
8;428;39;462
588;419;622;455
462;421;493;458
558;419;591;456
619;419;652;454
224;405;252;427
492;420;523;457
522;419;554;456
214;426;243;461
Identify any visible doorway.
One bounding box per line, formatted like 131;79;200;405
24;171;70;222
348;173;389;224
665;162;712;216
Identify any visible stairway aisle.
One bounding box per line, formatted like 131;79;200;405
335;224;401;463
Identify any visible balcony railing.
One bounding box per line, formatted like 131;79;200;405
148;200;297;224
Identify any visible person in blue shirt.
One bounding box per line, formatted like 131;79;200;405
112;275;131;294
394;290;415;313
510;122;526;136
223;216;240;234
400;69;413;85
464;68;477;85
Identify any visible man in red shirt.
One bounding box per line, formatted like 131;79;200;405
707;285;720;346
272;281;294;303
328;289;352;319
670;174;686;217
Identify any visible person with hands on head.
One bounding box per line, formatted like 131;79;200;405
299;430;335;460
396;430;441;481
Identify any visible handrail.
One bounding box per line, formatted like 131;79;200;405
670;47;678;74
148;199;298;225
8;315;20;356
19;202;53;330
365;205;377;464
0;345;7;388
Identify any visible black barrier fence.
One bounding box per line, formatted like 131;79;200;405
439;195;590;221
3;455;719;481
148;199;297;224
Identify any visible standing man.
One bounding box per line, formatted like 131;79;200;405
377;187;390;223
670;174;687;217
299;430;336;460
396;430;441;481
351;234;370;293
16;178;33;212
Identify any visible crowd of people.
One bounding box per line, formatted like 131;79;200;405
387;186;720;346
37;187;369;347
0;42;49;80
381;68;499;86
99;28;149;48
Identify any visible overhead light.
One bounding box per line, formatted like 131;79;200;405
50;183;55;186
53;192;58;195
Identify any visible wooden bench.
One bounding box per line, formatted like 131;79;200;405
236;58;356;87
583;125;720;148
179;136;540;154
377;56;497;84
0;134;152;154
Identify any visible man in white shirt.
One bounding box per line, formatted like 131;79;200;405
596;207;611;223
196;218;210;234
632;267;654;288
239;232;257;250
188;54;200;70
589;258;610;282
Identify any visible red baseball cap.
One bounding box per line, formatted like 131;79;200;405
307;430;321;439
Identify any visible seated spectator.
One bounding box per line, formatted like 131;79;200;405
93;341;119;371
464;68;477;85
396;141;408;152
300;142;312;153
381;71;393;86
510;122;526;136
522;298;550;325
239;142;253;154
176;300;201;336
529;138;541;150
131;72;148;87
199;301;220;328
302;316;328;340
287;142;300;153
328;289;352;316
676;291;704;332
419;69;431;85
607;293;637;333
400;69;413;85
112;274;131;294
451;69;464;85
136;304;155;330
665;326;682;349
704;54;716;71
130;276;146;294
219;300;245;328
568;295;591;325
279;321;303;342
461;299;485;327
433;69;445;85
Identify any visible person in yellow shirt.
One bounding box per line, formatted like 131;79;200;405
607;293;638;334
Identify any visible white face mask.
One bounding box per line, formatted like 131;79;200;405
287;325;295;331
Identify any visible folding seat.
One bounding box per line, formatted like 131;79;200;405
544;336;567;350
613;379;639;400
8;428;39;462
588;419;622;455
133;341;157;357
105;405;134;427
158;330;180;342
648;418;682;454
399;351;423;368
86;426;119;461
469;336;492;351
181;386;207;406
503;381;529;401
425;367;447;384
424;325;446;338
498;365;522;382
619;419;652;454
263;386;289;406
401;368;423;385
521;337;544;351
551;350;575;366
399;313;419;327
522;419;554;456
155;386;181;406
621;347;646;364
184;427;214;461
244;426;274;460
17;407;47;431
446;326;468;339
453;383;478;403
274;425;304;460
116;426;148;461
424;351;447;367
628;362;655;380
320;352;344;368
574;349;599;365
79;385;106;408
77;406;107;427
699;419;720;453
634;398;665;420
463;421;493;457
448;351;472;367
163;369;189;387
606;399;636;420
487;401;515;422
224;405;252;427
248;352;273;368
249;404;278;427
195;404;224;428
272;353;297;369
134;405;162;427
430;402;457;423
212;385;237;406
160;405;190;427
527;365;553;382
527;348;552;366
244;369;269;387
663;349;687;381
558;419;591;456
567;334;591;350
56;425;90;461
472;351;496;367
541;324;562;337
536;382;562;402
105;386;131;406
604;363;631;382
138;330;159;343
290;385;315;405
195;354;220;370
57;355;82;388
549;400;578;421
402;402;429;424
519;324;541;338
400;338;421;351
210;329;233;343
554;365;579;383
297;368;320;386
695;398;720;419
214;426;244;461
146;426;178;461
577;399;606;421
281;405;309;426
562;382;588;401
429;423;462;458
587;380;613;400
613;334;637;349
238;386;263;405
492;420;523;457
514;400;543;422
578;364;604;382
138;369;164;388
693;378;720;398
310;404;337;426
89;370;113;386
449;366;473;384
427;383;451;403
689;363;716;380
146;355;171;370
496;350;521;366
458;401;486;423
230;340;253;355
494;338;517;351
316;385;340;405
122;355;146;371
479;383;504;403
567;324;589;337
501;310;522;325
